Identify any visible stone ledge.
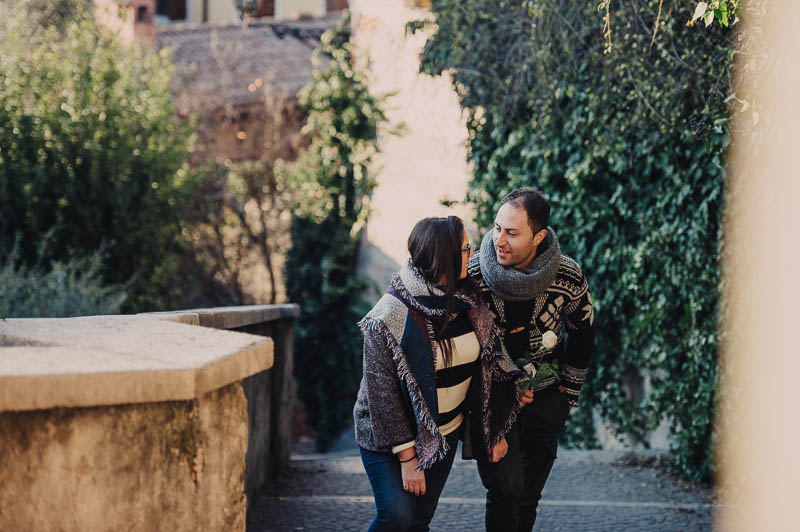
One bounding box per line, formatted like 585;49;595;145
145;303;300;330
0;315;273;412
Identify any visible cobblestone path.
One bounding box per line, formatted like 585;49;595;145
248;448;715;531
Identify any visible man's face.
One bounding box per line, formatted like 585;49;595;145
493;203;543;270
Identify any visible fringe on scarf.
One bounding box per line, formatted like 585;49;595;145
477;320;523;450
390;272;447;318
358;317;449;470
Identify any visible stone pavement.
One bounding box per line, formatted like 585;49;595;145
248;444;715;532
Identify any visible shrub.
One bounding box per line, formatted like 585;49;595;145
0;2;199;312
0;241;126;318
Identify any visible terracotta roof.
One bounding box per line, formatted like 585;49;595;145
156;13;340;112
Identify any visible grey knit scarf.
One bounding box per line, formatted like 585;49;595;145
476;227;561;301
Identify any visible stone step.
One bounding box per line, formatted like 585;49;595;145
248;449;715;531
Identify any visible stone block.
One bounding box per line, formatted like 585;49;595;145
0;312;286;530
0;382;248;532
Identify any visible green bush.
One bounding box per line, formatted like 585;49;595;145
0;3;199;312
0;241;126;318
283;13;390;449
414;0;732;481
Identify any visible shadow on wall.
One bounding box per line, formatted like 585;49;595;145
357;238;401;304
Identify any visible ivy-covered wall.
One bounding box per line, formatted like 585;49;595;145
413;0;733;481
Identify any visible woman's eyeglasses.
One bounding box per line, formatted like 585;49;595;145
461;243;472;254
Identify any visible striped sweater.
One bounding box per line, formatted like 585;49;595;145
391;308;480;453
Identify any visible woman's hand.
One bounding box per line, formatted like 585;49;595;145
398;450;426;496
489;437;508;463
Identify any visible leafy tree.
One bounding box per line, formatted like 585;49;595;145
687;1;741;28
283;13;390;449
413;0;733;480
181;93;306;307
0;3;200;312
0;0;90;34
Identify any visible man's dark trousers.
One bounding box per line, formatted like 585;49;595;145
477;387;571;532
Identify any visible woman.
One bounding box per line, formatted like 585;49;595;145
353;216;523;532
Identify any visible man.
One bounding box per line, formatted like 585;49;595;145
468;187;595;531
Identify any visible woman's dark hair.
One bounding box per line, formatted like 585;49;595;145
407;216;478;367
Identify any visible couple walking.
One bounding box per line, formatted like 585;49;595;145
353;187;595;531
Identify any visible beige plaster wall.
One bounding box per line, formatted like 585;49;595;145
277;0;325;19
349;0;475;297
207;0;239;24
186;0;203;23
716;2;800;530
179;0;239;24
95;0;155;45
0;382;248;532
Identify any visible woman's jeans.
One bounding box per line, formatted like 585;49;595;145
360;430;460;532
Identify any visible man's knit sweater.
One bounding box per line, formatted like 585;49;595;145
468;228;595;407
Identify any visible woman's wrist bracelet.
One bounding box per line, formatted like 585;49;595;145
399;454;417;463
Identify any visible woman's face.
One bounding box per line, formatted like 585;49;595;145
459;231;472;280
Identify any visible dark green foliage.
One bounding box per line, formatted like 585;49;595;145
415;0;732;481
0;5;199;312
0;238;126;318
283;14;389;449
287;216;370;447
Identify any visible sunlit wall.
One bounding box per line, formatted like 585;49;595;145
717;1;800;530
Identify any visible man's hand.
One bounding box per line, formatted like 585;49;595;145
398;450;426;496
519;388;534;407
488;437;508;463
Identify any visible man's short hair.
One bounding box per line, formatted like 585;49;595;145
500;187;550;233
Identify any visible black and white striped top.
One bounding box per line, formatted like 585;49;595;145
433;310;480;436
393;309;479;453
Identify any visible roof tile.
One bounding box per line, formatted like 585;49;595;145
155;13;340;111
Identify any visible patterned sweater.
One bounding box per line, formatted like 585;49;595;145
468;249;595;407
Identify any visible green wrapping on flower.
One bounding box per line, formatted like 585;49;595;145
517;359;560;392
516;330;560;391
515;329;561;391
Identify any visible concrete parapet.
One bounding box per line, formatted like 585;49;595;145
0;315;273;411
147;303;300;331
152;304;301;508
0;382;248;531
146;305;300;500
0;306;298;531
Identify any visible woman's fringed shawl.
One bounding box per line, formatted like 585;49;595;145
355;260;522;469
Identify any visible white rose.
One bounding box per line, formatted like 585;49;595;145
541;330;558;350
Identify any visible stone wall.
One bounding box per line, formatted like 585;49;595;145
0;306;298;531
147;305;299;506
0;383;248;531
235;315;296;503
